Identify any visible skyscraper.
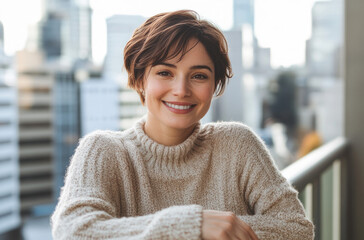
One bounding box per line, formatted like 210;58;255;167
0;21;4;54
103;15;147;130
306;0;343;77
41;0;92;62
305;0;344;144
80;78;119;135
16;50;55;215
0;29;21;235
209;30;244;122
103;15;145;83
233;0;271;72
41;13;62;59
53;69;80;199
233;0;255;30
52;63;119;201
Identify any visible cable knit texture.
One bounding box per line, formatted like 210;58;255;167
51;118;314;239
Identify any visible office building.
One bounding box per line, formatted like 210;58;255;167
103;15;147;130
0;37;21;236
52;69;80;199
41;13;62;59
206;30;244;123
233;0;255;30
80;78;119;135
16;50;55;215
52;64;123;199
103;15;145;83
41;0;92;62
306;0;343;77
304;0;344;141
233;0;271;72
0;21;4;54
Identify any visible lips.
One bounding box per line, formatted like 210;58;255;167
163;101;196;113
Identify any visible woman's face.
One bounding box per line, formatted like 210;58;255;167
143;39;215;137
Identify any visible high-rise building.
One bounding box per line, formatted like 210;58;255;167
118;87;146;130
52;65;121;199
207;30;244;122
305;0;344;143
233;0;255;30
0;35;21;236
80;78;119;135
53;69;80;199
103;15;145;83
41;0;92;62
306;0;343;77
233;0;271;72
103;15;147;130
41;13;62;59
16;50;55;215
0;21;4;54
230;0;272;133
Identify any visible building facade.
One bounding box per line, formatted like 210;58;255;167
16;50;55;215
41;0;92;62
306;0;343;78
103;15;147;130
0;44;20;235
208;30;244;123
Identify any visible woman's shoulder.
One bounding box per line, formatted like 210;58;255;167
78;128;133;151
202;121;268;153
81;129;119;143
202;121;257;139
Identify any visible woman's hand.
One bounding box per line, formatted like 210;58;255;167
202;210;259;240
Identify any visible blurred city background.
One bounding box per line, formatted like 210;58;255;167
0;0;345;239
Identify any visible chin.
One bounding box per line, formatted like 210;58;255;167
165;118;199;130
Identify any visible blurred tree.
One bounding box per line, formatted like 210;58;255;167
260;71;299;168
267;71;298;134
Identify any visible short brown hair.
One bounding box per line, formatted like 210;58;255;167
124;10;233;104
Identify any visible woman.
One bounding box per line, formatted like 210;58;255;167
51;10;314;240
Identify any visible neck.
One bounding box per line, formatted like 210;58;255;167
144;121;197;146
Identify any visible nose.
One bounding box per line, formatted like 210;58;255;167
172;75;191;97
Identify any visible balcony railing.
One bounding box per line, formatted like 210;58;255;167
282;137;349;240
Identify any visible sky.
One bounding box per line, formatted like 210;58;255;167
0;0;317;68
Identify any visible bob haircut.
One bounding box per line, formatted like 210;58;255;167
124;10;233;104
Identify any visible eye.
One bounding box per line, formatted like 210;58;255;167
192;74;208;80
157;71;172;77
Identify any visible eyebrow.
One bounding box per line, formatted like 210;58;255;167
157;63;213;73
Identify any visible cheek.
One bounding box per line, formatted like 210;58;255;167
145;80;167;101
198;84;215;102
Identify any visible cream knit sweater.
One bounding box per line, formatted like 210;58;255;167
51;118;314;239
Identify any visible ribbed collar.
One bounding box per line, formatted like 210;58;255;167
133;117;205;167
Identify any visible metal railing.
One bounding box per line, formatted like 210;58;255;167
282;137;349;240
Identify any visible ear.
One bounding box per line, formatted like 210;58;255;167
135;77;146;105
134;75;144;90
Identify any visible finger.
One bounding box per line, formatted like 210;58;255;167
215;211;252;240
214;212;251;240
238;220;259;240
202;215;235;240
232;217;254;240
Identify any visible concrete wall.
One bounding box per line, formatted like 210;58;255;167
344;0;364;239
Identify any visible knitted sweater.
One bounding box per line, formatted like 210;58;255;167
51;118;314;240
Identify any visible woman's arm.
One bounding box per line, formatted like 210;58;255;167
202;210;259;240
51;132;202;240
237;128;314;240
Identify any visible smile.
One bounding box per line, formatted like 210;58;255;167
163;101;196;112
165;102;193;110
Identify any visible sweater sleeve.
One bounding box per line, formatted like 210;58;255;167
236;127;314;240
51;132;203;240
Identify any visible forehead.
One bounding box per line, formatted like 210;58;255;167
163;40;214;68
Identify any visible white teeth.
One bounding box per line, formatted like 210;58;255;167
165;102;193;110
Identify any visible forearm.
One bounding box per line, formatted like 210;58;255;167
51;201;203;240
238;214;314;240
